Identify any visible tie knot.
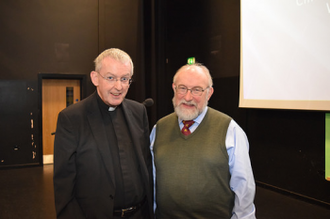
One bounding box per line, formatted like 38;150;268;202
183;120;195;128
182;120;195;136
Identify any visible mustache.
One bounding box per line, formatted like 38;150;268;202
178;100;197;107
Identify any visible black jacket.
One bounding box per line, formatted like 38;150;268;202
53;92;153;219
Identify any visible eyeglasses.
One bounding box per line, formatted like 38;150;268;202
98;72;132;85
175;85;209;96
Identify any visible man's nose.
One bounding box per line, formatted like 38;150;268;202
184;90;193;101
113;80;123;89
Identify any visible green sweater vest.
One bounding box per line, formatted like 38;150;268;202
154;107;234;219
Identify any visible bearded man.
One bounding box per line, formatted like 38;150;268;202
150;63;256;219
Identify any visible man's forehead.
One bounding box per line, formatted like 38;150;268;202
103;71;130;77
178;67;205;78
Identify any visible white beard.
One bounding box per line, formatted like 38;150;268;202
172;98;208;121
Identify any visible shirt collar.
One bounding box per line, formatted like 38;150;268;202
108;106;117;111
178;106;208;125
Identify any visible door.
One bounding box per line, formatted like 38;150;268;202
42;79;81;164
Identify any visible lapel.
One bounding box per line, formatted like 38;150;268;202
86;92;116;188
121;100;148;178
121;100;140;153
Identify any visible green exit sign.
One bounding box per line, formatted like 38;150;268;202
187;57;195;64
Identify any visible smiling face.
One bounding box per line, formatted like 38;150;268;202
91;56;132;107
172;65;214;120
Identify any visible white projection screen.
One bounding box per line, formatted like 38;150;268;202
240;0;330;111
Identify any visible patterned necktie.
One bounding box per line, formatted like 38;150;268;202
181;120;195;136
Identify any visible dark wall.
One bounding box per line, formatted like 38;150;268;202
0;0;146;167
158;0;330;205
0;0;98;81
247;109;327;203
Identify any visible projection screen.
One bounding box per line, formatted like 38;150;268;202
239;0;330;111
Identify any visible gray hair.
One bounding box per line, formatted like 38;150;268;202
94;48;134;76
173;63;213;87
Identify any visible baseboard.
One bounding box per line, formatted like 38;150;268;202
256;181;330;209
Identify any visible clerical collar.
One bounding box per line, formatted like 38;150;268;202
96;92;119;112
108;106;116;111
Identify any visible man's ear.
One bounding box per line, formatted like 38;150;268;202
207;87;214;101
90;71;99;86
172;83;176;92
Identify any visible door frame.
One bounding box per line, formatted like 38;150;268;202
38;73;87;165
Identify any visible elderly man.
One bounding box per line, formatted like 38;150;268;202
54;48;153;219
150;63;256;219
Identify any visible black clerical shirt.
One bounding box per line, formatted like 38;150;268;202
96;94;145;209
